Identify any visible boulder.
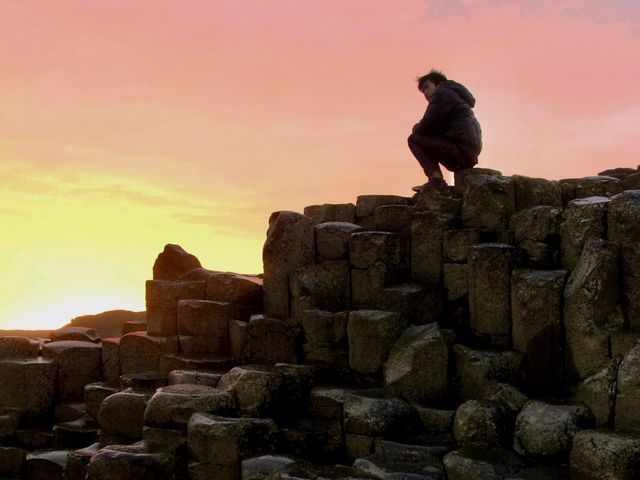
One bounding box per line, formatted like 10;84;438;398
245;315;299;365
461;174;516;233
144;383;234;429
513;400;593;457
152;243;201;280
511;269;566;392
42;340;102;400
98;390;149;441
411;211;455;285
343;390;418;437
483;383;528;414
563;238;622;380
49;326;101;343
145;279;206;335
453;400;513;448
468;244;519;347
304;203;356;224
119;332;177;375
0;358;56;420
86;442;174;480
315;222;363;260
52;417;99;449
0;336;40;359
263;211;315;319
570;429;640;479
560;196;609;270
348;310;406;375
414;405;456;433
384;323;454;402
454;167;503;186
511;174;562;211
279;418;344;463
454;345;524;400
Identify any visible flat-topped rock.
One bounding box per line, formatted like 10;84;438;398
0;336;40;359
0;358;56;420
49;327;101;344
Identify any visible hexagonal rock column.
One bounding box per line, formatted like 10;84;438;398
570;430;640;479
343;390;418;439
453;400;513;448
0;358;56;421
188;413;277;480
513;400;593;458
511;269;566;392
560;196;609;270
245;315;299;365
350;231;405;306
0;336;40;359
86;442;175;480
468;243;519;348
511;174;562;211
509;206;562;268
42;340;102;401
348;310;406;375
411;211;455;285
290;261;351;315
315;222;363;261
608;190;640;330
263;211;315;319
453;344;524;400
304;203;356;225
461;174;515;233
563;238;622;381
145;279;206;335
355;195;411;229
101;337;120;382
384;323;454;402
119;332;178;375
144;384;234;430
98;390;149;442
574;360;618;428
615;342;640;431
217;365;287;418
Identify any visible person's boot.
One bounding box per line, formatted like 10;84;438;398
412;177;447;192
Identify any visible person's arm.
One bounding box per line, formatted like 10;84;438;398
413;88;454;136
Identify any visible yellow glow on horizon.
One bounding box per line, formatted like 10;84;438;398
0;158;265;330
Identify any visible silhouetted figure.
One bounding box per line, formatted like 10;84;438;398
408;69;482;191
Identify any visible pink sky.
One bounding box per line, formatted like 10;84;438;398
1;0;639;328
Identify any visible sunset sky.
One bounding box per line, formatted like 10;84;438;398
1;0;639;329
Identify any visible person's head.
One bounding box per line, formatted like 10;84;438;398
417;69;447;100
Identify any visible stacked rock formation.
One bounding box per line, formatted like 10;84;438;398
1;169;640;479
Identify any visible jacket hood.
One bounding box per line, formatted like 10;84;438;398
440;80;476;108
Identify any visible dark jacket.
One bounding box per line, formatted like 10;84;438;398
414;80;482;159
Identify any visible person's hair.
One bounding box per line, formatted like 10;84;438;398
417;69;447;91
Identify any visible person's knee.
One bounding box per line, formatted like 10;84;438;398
407;133;417;147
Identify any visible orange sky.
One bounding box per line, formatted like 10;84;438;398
1;0;639;329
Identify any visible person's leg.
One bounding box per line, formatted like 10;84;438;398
408;133;471;176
